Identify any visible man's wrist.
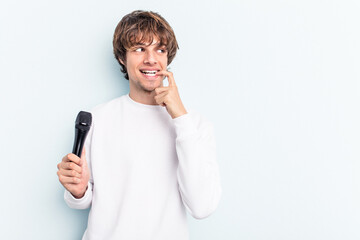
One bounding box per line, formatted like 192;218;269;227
171;106;187;119
72;186;88;199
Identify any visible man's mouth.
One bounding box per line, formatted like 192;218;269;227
140;70;159;77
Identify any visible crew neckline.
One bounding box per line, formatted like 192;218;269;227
125;93;163;110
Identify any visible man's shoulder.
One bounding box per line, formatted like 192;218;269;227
89;94;128;120
91;95;127;113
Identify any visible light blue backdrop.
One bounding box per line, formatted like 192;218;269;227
0;0;359;239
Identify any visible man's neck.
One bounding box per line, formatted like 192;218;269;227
128;90;158;105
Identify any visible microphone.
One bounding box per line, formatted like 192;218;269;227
72;111;92;157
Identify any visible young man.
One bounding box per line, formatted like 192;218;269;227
57;10;222;240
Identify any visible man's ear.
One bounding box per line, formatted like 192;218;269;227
119;58;125;65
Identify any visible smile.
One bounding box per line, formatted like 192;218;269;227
140;70;159;77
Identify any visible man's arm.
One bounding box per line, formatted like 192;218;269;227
173;111;222;219
57;120;94;210
154;71;222;219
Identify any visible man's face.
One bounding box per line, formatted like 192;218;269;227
121;38;168;93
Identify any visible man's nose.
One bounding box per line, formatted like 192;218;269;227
144;51;157;64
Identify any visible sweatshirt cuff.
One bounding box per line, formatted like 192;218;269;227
64;182;92;207
172;112;197;140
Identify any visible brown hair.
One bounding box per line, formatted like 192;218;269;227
113;10;179;80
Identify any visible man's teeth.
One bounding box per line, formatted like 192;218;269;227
141;70;157;75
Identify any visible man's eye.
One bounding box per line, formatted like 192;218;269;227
135;48;144;52
158;49;167;53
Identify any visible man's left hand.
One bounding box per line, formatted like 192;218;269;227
154;70;187;119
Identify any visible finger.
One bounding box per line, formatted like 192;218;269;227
58;169;82;178
154;91;168;106
63;153;81;166
154;91;167;100
156;70;176;87
60;160;82;174
67;153;82;165
80;148;86;166
154;96;166;106
80;149;89;173
154;87;167;95
58;175;81;184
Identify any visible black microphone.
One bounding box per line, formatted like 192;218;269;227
72;111;92;157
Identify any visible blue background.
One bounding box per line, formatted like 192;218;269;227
0;0;359;239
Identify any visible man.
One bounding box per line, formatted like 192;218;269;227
57;10;222;240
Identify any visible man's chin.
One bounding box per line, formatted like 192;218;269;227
142;88;155;93
141;82;162;92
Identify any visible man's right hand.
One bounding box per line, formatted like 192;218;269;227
57;149;90;199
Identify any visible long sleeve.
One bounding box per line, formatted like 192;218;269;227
64;119;95;210
64;181;93;209
173;111;222;219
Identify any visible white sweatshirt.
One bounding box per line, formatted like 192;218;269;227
64;93;222;240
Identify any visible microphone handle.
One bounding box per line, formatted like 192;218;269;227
72;129;88;157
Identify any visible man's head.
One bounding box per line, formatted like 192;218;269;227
113;10;179;80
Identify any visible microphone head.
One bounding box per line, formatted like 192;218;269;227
75;111;92;130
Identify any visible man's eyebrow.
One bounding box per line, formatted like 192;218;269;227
133;42;167;47
135;42;147;46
